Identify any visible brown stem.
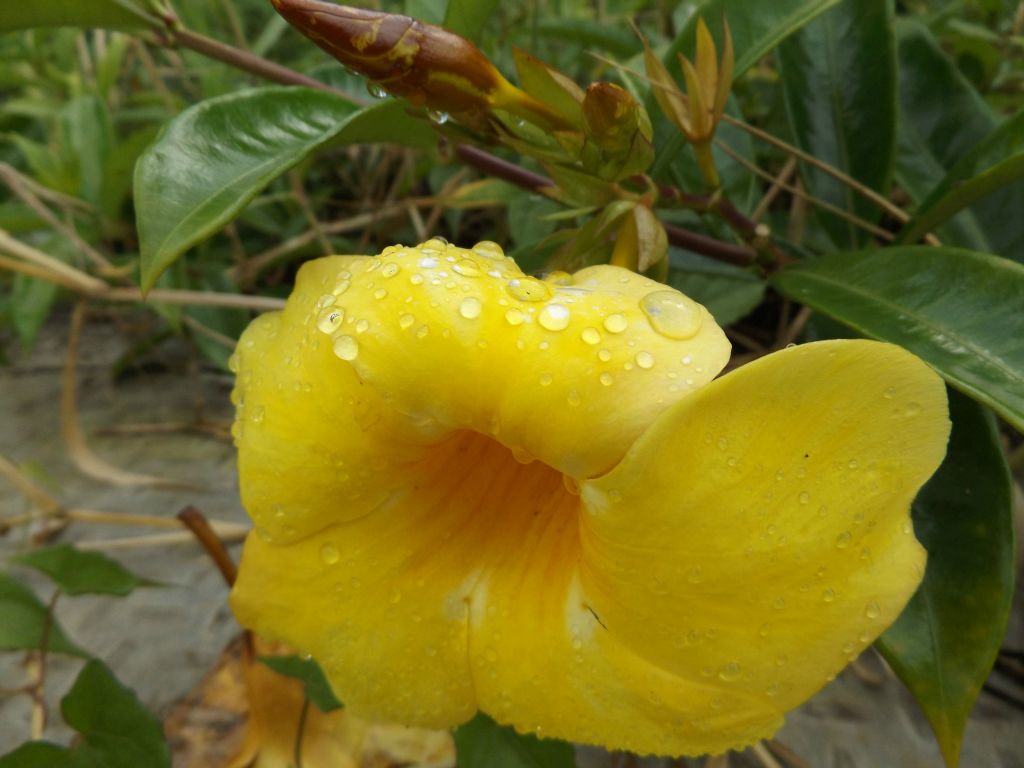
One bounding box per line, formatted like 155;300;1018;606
177;506;239;587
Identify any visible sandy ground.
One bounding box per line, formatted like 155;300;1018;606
1;312;1020;767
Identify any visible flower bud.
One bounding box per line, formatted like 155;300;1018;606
582;83;639;153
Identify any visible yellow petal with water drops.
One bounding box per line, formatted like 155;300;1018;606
303;240;728;478
230;257;435;543
578;340;949;746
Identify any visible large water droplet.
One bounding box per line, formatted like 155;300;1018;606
538;303;570;331
381;262;401;278
507;277;552;302
333;335;359;361
635;351;655;369
459;297;482;319
472;241;505;260
317;307;345;334
580;327;601;345
865;601;880;620
504;309;525;326
603;313;628;333
399;313;415;330
453;259;481;277
640;290;703;339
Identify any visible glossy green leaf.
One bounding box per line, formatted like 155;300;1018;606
894;22;1022;262
777;0;895;249
134;90;435;292
0;572;89;657
453;713;576;768
443;0;499;42
60;659;171;768
877;390;1014;768
9;544;158;597
667;248;763;326
259;655;343;713
0;742;72;768
772;247;1024;431
0;0;158;33
667;0;841;78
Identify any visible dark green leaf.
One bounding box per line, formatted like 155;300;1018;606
134;90;435;292
443;0;499;42
0;572;89;657
9;544;157;597
778;0;895;249
60;659;171;768
667;0;842;79
454;713;575;768
667;249;764;326
259;655;343;713
772;246;1024;431
877;390;1014;768
0;0;158;33
894;22;1022;262
0;742;72;768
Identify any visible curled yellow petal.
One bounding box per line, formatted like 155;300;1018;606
230;241;949;757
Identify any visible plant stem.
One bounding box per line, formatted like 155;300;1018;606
159;24;763;267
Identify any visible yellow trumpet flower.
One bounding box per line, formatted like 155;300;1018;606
228;240;949;756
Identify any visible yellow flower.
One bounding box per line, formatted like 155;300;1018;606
229;240;949;756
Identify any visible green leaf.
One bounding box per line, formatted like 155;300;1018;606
894;22;1022;262
12;273;58;352
777;0;895;249
443;0;499;42
9;544;157;597
0;742;72;768
134;89;435;292
877;389;1014;768
0;0;158;33
59;95;113;209
772;246;1024;431
258;655;343;713
0;572;89;657
453;713;576;768
60;659;171;768
667;0;842;79
667;249;764;326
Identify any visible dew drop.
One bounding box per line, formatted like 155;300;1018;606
333;335;358;361
366;81;388;99
848;459;859;470
883;386;896;399
599;372;614;387
835;531;851;549
459;297;482;319
635;351;655;369
472;241;505;260
798;491;810;505
904;401;921;417
427;109;449;124
418;256;439;269
603;313;628;333
567;389;582;407
718;662;742;682
381;262;400;278
640;290;703;339
399;313;415;330
453;259;481;277
416;325;430;339
539;373;553;387
865;601;880;620
822;587;836;603
507;277;551;302
373;288;388;300
539;303;570;331
333;279;350;295
315;293;336;309
410;273;425;285
581;327;601;345
597;349;612;362
319;543;340;565
504;309;525;326
355;319;370;333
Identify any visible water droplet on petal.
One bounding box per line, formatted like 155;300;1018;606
381;262;400;278
459;297;482;319
635;351;655;369
799;491;810;505
472;241;505;260
507;277;552;302
416;325;429;339
599;372;614;387
580;327;601;345
410;273;425;285
822;587;836;603
504;309;525;326
453;259;481;277
320;543;340;565
427;108;449;124
603;313;628;333
374;288;388;300
399;313;415;330
640;290;703;339
332;335;358;361
333;279;350;295
567;389;582;407
316;293;336;309
883;386;896;399
355;319;370;333
317;307;345;334
865;601;880;620
718;662;742;682
597;349;612;362
538;303;570;331
539;373;553;387
366;81;389;99
835;531;851;549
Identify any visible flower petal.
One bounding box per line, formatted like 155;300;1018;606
579;340;949;735
303;240;729;478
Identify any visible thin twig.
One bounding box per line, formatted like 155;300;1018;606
751;157;798;223
182;314;238;348
30;589;60;739
177;506;239;586
75;528;249;551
